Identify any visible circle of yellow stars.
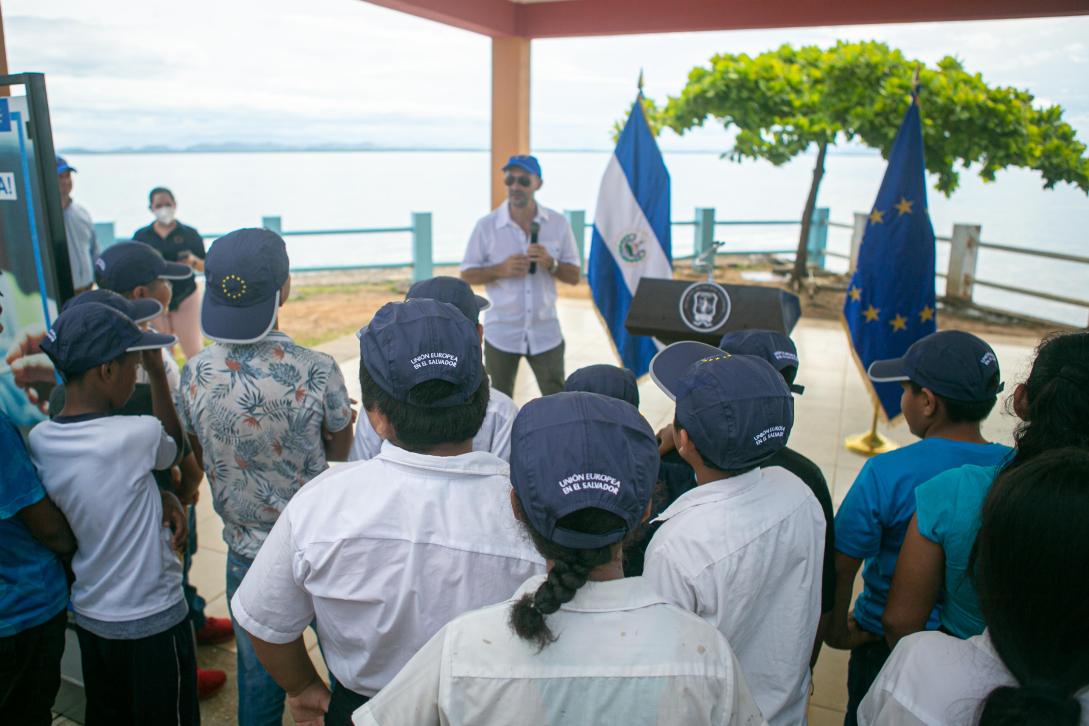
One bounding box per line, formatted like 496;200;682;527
220;274;248;301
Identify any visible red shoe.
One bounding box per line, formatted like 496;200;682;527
197;668;227;699
196;616;234;645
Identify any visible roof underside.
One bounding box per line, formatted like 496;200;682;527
363;0;1089;38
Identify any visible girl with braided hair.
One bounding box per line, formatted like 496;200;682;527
859;447;1089;724
353;392;767;726
884;331;1089;646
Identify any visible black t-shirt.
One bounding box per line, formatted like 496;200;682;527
132;222;206;310
625;446;837;615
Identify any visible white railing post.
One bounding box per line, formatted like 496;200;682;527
849;212;868;274
947;223;981;302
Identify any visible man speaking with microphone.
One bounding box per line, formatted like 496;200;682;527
461;155;580;398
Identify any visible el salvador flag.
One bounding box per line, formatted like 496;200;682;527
589;96;672;378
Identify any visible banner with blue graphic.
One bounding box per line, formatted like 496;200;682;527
844;92;937;419
589;96;672;377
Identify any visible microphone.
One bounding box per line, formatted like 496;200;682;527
528;222;540;274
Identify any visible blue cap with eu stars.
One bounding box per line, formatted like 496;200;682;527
867;330;1003;402
359;299;483;407
62;289;163;324
39;302;175;376
564;364;640;407
201;228;290;344
719;329;804;394
94;241;193;293
502;154;542;178
510;392;659;550
651;341;794;471
405;276;490;325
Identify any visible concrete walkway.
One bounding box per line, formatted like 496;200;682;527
58;297;1035;724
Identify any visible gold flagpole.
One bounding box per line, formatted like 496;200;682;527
845;404;898;456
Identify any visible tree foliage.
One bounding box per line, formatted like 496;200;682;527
652;41;1089;195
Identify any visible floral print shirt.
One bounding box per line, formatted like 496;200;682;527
177;331;352;558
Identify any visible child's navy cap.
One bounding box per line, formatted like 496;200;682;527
94;241;193;292
502;154;542;178
359;299;483;407
405;276;490;325
651;341;794;470
564;364;640;407
868;330;1004;402
62;289;163;324
201;228;290;344
719;329;804;393
511;392;658;549
39;302;175;375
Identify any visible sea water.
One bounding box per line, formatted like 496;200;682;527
63;149;1088;326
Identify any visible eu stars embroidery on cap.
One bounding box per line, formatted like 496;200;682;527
221;274;248;301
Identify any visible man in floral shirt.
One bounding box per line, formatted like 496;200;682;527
177;228;353;726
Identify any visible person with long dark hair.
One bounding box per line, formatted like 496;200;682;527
859;446;1089;724
883;331;1089;646
352;392;766;726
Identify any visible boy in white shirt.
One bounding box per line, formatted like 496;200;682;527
232;298;544;725
642;342;825;726
29;302;197;724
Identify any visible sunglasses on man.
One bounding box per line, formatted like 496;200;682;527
504;174;532;188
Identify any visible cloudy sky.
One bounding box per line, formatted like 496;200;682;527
7;0;1089;152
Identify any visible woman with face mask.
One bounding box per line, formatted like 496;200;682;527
132;187;206;359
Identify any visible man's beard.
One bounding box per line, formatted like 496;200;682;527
509;192;529;208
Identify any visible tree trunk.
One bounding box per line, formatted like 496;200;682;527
791;139;829;288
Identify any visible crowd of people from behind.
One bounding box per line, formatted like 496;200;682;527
0;154;1087;726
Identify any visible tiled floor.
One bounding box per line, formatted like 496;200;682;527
56;296;1034;724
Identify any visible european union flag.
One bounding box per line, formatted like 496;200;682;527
844;92;937;419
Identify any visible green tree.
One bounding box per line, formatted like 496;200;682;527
646;41;1089;286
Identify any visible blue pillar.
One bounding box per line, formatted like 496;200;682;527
94;221;117;249
693;207;715;269
412;212;433;282
261;215;283;234
807;207;829;270
564;209;587;272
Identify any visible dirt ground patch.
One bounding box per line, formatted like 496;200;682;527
278;259;1069;350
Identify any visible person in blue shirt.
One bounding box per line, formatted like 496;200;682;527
827;330;1013;726
0;283;77;726
883;330;1089;646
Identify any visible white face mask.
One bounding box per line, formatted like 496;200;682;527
154;206;176;225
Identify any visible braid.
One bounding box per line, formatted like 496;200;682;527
509;503;626;650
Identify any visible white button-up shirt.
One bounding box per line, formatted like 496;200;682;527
348;385;517;463
859;630;1089;725
643;466;825;726
353;575;768;726
230;441;545;696
64;200;99;289
461;203;579;355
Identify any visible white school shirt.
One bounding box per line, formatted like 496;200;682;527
860;630;1089;725
354;575;769;726
643;466;825;726
460;203;579;355
28;414;182;622
348;385;517;463
231;441;545;696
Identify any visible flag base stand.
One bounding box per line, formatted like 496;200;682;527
845;408;899;457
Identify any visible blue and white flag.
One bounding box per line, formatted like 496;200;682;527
589;96;672;378
844;90;937;419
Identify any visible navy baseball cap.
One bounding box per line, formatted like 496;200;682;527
405;276;490;325
202;228;290;344
651;341;794;470
40;302;175;376
56;156;76;174
62;289;163;324
359;299;483;407
719;329;804;394
868;330;1004;402
502;155;542;179
511;392;659;549
95;242;192;292
564;364;640;407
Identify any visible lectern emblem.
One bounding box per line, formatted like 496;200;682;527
679;281;731;333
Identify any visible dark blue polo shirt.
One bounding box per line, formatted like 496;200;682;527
132;222;206;310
